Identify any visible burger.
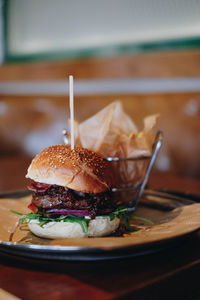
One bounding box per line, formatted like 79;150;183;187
22;145;121;238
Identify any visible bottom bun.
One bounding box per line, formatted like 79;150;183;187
28;216;120;239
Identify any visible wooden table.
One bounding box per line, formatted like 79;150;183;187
0;157;199;300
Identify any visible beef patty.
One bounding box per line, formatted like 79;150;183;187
32;185;115;217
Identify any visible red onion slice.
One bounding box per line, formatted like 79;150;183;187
46;209;90;217
46;208;113;217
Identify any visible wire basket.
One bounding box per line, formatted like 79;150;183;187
62;130;163;212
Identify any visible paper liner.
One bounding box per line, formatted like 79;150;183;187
1;196;199;250
67;101;159;204
69;101;158;158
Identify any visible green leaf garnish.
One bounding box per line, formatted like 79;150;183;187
109;206;154;232
10;210;90;233
11;206;154;234
131;215;154;225
10;209;24;216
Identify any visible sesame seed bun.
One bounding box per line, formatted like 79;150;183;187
28;216;120;238
26;145;111;193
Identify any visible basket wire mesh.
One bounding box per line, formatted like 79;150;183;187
62;130;163;212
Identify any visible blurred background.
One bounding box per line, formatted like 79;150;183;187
0;0;200;191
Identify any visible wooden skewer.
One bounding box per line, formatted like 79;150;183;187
69;75;74;150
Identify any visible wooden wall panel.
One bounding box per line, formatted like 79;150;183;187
0;50;200;80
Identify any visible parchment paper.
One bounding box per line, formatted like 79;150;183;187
69;101;158;159
68;101;159;203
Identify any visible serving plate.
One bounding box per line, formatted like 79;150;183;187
0;191;199;261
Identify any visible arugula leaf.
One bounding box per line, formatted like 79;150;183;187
123;215;138;232
109;206;154;232
131;215;154;225
10;209;24;216
11;206;154;234
10;210;90;233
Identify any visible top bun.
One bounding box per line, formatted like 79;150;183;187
26;145;111;193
